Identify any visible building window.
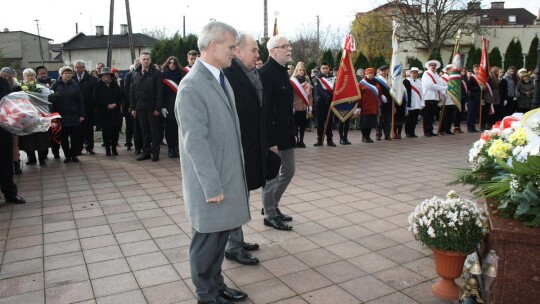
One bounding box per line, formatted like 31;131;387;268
509;15;516;23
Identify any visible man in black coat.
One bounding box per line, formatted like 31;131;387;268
223;34;266;266
130;52;163;161
0;76;25;204
73;60;98;154
123;59;142;152
313;62;337;146
259;35;295;231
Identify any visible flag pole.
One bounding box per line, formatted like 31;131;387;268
321;105;333;143
479;90;483;131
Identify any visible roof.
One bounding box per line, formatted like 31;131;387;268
478;8;537;26
61;33;158;50
0;30;53;41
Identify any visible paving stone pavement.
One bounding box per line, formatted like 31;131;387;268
0;128;479;303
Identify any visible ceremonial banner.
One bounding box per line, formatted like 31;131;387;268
389;24;404;106
448;37;462;111
477;36;493;99
330;34;361;122
273;17;278;36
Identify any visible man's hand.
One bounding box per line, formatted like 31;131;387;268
504;100;507;106
270;146;278;153
207;193;224;204
107;104;116;110
79;117;85;123
161;108;168;118
153;110;160;116
131;110;137;117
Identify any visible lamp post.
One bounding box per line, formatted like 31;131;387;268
533;41;540;108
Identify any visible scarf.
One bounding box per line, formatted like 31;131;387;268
235;58;263;105
296;76;306;83
161;69;184;84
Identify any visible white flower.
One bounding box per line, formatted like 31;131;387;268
427;227;436;238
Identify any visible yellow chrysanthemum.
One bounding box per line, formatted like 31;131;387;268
508;127;527;146
487;139;513;159
21;86;29;92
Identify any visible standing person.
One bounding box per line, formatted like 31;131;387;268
357;68;381;143
291;63;312;148
453;67;468;134
95;63;104;74
36;65;60;157
313;62;336;147
467;64;483;132
260;35;295;231
123;59;141;152
404;67;423;138
51;66;85;163
175;21;249;304
504;66;519;115
94;67;122;156
0;76;26;204
421;60;446;136
160;56;187;158
130;52;164;162
18;68;51;166
393;69;407;139
517;73;534;113
0;68;22;175
222;33;266;266
186;50;198;69
73;60;98;155
439;65;456;135
374;65;393;140
498;68;509;118
489;67;502;123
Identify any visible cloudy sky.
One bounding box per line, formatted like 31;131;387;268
1;0;538;44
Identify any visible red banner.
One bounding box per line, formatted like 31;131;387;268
477;36;489;88
331;34;361;122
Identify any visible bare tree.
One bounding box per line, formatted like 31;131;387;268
142;26;169;40
390;0;482;55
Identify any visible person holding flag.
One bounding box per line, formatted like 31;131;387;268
404;67;423;138
440;65;457;135
475;36;494;131
313;62;337;147
421;59;446;137
291;63;313;148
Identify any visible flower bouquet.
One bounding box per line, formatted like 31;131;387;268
454;109;540;227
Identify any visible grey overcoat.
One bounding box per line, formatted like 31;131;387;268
175;60;250;233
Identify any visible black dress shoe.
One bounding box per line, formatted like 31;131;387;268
134;149;142;155
446;131;455;135
225;250;259;265
63;157;72;163
242;242;259;251
220;287;248;301
152;156;159;162
137;154;151;161
327;141;336;147
313;141;323;146
5;195;26;204
362;138;374;143
87;150;96;155
264;217;292;230
438;132;445;136
198;296;234;304
343;139;351;145
72;157;80;162
276;207;292;221
376;135;382;141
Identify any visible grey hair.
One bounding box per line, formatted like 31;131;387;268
236;33;252;47
73;60;85;67
23;68;36;77
266;35;287;50
133;58;140;65
198;21;238;51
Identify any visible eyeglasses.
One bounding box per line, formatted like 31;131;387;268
429;64;437;67
273;44;291;49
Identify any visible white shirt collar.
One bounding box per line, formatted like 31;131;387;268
198;59;222;83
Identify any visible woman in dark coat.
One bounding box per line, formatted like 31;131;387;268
517;73;534;113
94;67;123;156
160;56;186;158
50;66;85;163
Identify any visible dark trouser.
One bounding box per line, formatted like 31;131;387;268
0;130;17;197
61;126;80;159
453;104;464;128
441;105;456;133
376;109;392;138
159;115;165;143
423;100;438;134
26;150;48;162
294;110;307;143
316;102;333;141
506;97;516;116
124;114;134;146
405;109;420;136
480;103;490;131
133;116;143;151
467;98;480;131
50;129;60;157
137;110;160;157
102;126;120;148
190;228;229;302
165;115;179;153
361;128;372;140
339;118;350;140
79;120;94;152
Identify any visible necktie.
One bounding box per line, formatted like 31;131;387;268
219;71;229;100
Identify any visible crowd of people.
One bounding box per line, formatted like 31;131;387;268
0;19;537;303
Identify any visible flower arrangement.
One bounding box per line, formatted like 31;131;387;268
455;109;540;227
408;190;489;253
19;80;45;93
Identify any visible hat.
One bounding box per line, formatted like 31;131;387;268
98;67;114;77
379;65;389;71
266;150;281;180
445;64;452;70
365;68;376;75
424;60;441;69
111;68;119;73
0;67;14;77
410;67;420;72
517;68;527;75
59;66;73;75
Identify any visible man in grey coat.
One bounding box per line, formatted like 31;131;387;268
175;21;250;304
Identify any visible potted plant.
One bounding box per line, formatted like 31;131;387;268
408;190;489;301
453;108;540;303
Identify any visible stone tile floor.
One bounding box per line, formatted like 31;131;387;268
0;128;479;303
